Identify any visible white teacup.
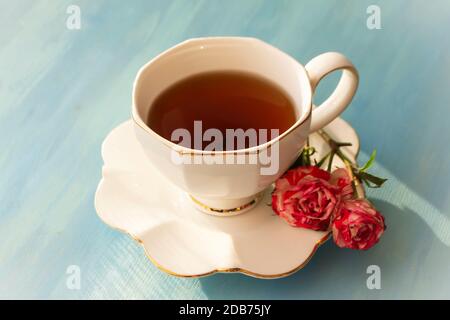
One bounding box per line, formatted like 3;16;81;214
132;37;358;215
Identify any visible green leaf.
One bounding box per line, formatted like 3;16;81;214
360;149;377;172
327;151;336;172
358;171;387;188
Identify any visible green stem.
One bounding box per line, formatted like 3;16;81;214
327;151;335;172
305;137;311;166
317;129;364;199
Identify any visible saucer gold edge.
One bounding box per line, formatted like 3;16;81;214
94;191;331;279
138;230;331;279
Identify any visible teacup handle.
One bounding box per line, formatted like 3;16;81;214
305;52;359;132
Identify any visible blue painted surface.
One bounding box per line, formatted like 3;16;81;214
1;0;450;299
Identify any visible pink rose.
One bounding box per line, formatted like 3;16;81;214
329;168;354;200
332;199;386;250
272;166;349;231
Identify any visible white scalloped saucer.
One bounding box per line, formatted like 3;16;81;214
94;117;360;278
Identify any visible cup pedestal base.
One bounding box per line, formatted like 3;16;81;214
188;192;264;216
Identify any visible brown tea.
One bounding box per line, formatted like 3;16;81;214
146;71;297;150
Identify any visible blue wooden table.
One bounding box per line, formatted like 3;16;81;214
1;0;450;299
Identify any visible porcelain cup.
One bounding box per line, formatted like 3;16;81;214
132;37;358;215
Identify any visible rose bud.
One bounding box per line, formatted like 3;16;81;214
332;199;386;250
272;166;344;231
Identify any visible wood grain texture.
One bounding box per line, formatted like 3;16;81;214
1;0;449;299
